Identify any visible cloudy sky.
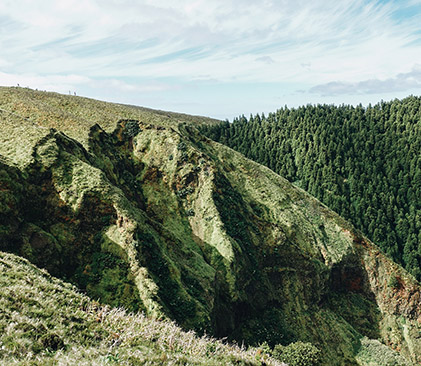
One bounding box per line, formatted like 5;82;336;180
1;0;421;119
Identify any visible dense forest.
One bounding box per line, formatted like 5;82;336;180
200;97;421;281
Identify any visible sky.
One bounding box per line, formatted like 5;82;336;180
1;0;421;120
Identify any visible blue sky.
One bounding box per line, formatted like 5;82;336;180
1;0;421;120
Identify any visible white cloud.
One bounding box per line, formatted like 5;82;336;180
1;0;421;116
256;56;275;65
309;65;421;95
0;71;90;93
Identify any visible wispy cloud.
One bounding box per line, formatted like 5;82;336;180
309;66;421;96
0;71;90;94
1;0;421;117
256;56;275;65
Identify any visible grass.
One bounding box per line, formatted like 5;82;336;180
1;86;420;365
355;338;408;366
0;250;285;365
0;86;221;149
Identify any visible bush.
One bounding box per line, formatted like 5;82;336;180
176;187;194;198
356;337;408;366
39;332;66;351
123;120;141;138
177;141;187;151
272;341;321;366
388;275;399;289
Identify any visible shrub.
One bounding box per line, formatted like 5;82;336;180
356;337;408;366
123;120;141;138
272;341;321;366
388;275;399;289
176;187;194;198
39;332;66;351
177;141;187;151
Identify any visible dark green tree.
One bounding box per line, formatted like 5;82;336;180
200;96;421;280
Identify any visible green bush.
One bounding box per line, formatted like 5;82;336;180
123;120;141;138
39;332;66;351
388;275;400;289
177;141;187;151
272;341;321;366
356;337;408;366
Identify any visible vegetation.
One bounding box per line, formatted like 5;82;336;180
387;275;400;289
271;342;321;366
1;87;420;365
200;97;421;280
122;119;141;138
0;86;221;150
355;338;408;366
0;251;284;365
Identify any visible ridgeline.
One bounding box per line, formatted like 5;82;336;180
0;87;420;365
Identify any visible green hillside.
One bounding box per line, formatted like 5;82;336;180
200;98;421;280
0;251;284;365
0;87;420;365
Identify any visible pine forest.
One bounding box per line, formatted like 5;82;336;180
200;97;421;280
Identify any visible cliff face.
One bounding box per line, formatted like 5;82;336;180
0;88;420;365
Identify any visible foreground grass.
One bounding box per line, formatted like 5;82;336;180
0;251;283;365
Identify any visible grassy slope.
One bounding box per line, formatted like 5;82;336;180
0;251;283;366
0;87;419;366
0;86;220;148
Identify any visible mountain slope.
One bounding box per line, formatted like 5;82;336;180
199;101;421;280
0;87;420;365
0;251;283;365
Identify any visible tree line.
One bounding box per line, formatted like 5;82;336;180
200;97;421;281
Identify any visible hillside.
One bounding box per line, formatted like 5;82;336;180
0;251;284;365
0;87;420;365
199;100;421;280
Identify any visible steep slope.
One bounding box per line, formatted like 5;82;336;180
0;251;283;365
0;87;420;365
199;102;421;280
